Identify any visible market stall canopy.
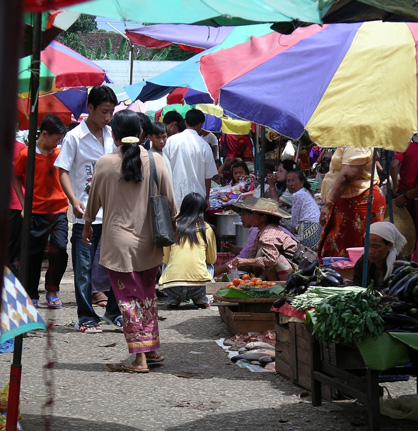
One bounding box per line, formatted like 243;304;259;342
124;23;274;103
126;24;234;52
23;0;86;11
65;0;324;26
199;21;418;152
21;10;80;57
18;40;111;96
17;87;88;128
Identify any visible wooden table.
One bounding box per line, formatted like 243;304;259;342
310;336;418;431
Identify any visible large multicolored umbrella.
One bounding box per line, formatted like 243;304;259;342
18;40;111;96
21;10;80;57
17;87;88;128
66;0;324;26
66;0;418;28
126;24;234;52
199;21;418;152
124;23;274;103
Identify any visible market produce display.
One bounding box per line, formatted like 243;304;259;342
284;261;345;295
217;274;284;299
311;289;389;344
290;286;365;310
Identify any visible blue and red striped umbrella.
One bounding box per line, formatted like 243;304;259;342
18;40;111;96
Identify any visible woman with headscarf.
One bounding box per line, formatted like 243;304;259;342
352;222;407;289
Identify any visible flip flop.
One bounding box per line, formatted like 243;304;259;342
146;353;165;363
92;292;108;307
106;362;149;373
46;294;62;309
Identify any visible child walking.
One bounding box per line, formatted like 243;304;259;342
149;122;172;180
158;192;216;308
12;114;68;308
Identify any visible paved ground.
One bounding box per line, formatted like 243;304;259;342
1;264;417;431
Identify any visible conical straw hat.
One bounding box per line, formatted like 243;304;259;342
243;197;291;219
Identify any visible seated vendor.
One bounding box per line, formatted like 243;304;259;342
214;196;258;276
353;222;407;289
231;198;298;281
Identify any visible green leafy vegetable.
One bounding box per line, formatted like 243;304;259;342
312;290;389;344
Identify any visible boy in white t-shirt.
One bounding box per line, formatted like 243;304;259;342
54;86;121;334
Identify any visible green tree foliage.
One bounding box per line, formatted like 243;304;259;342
105;38;112;58
96;46;103;59
67;14;97;33
58;14;97;54
80;43;88;58
118;38;128;60
164;46;196;61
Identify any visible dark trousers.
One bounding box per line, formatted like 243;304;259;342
27;212;69;300
7;209;23;275
71;224;120;325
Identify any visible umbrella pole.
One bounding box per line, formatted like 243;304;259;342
7;11;42;431
385;151;394;223
361;149;377;288
260;126;266;197
254;124;260;176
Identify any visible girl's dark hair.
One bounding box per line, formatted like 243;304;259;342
281;159;298;172
111;110;143;183
88;85;117;108
287;169;313;195
176;192;207;247
231;161;250;184
40;114;66;135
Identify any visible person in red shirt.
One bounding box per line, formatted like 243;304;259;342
7;140;26;275
221;134;254;161
13;114;68;308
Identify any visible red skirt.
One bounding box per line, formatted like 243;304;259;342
318;185;386;259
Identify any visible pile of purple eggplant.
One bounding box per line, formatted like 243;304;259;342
284;260;345;296
383;262;418;331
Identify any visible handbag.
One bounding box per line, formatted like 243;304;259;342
148;151;176;247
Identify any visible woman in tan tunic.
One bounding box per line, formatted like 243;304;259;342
82;110;176;373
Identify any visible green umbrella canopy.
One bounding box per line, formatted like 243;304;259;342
65;0;323;26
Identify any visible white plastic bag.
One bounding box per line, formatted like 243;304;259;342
281;140;295;161
380;386;418;421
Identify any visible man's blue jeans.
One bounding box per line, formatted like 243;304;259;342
71;224;120;325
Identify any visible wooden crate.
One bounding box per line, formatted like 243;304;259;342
218;305;276;334
275;319;333;399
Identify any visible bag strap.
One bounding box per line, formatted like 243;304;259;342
148;151;159;197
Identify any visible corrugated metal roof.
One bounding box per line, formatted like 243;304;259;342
94;60;182;87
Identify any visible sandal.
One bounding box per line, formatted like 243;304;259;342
146;352;165;363
46;294;62;309
106;362;149;373
31;299;39;309
92;292;108;307
75;321;102;334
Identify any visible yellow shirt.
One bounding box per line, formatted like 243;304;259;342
159;223;217;288
321;147;379;199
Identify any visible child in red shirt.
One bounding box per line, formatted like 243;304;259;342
13;114;68;308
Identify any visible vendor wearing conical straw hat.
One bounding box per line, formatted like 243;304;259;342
231;197;298;280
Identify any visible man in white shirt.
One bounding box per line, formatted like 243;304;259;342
164;109;218;208
54;86;121;334
200;129;219;160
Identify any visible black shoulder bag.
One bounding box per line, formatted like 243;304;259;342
148;151;176;247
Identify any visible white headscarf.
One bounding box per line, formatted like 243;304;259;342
369;222;407;280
